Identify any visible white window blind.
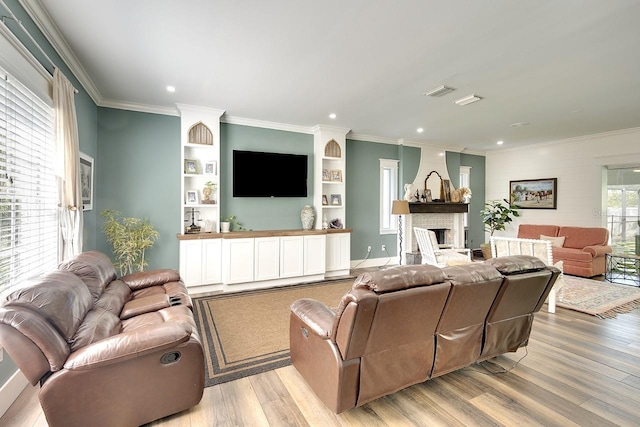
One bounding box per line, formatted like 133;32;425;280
0;65;58;297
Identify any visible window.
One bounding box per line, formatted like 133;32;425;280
0;65;58;297
380;159;398;234
460;166;471;228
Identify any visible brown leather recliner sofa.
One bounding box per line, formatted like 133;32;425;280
0;251;204;427
289;255;559;413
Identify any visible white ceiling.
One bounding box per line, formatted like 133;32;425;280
26;0;640;152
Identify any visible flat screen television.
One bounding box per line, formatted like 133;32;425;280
233;150;308;197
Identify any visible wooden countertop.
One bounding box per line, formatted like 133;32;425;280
177;228;352;240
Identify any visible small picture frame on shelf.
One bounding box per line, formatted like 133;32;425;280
185;190;198;204
442;179;451;202
425;189;432;202
322;169;330;181
204;160;217;175
331;194;341;206
184;159;198;174
322;195;329;205
330;169;342;182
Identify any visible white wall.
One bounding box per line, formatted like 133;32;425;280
486;127;640;237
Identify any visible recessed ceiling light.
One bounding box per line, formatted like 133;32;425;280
166;86;176;92
510;121;530;127
634;169;640;173
453;94;482;106
417;128;424;133
423;85;456;97
497;140;504;145
329;113;337;119
439;152;444;157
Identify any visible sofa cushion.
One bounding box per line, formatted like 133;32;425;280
485;255;547;274
7;271;92;341
59;251;118;302
353;264;448;293
518;224;559;240
558;226;608;249
552;247;594;262
540;234;565;248
69;307;121;352
95;279;131;316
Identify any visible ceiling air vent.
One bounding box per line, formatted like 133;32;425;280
454;94;482;106
423;85;456;97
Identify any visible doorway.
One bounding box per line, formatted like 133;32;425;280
606;166;640;254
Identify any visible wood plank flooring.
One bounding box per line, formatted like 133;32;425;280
2;306;639;426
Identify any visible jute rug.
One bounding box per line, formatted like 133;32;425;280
556;275;640;318
193;279;354;387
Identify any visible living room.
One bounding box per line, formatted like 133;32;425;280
2;1;640;425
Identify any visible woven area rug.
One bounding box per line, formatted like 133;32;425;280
193;279;354;387
556;275;640;318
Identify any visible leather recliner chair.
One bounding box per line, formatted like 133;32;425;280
0;251;204;427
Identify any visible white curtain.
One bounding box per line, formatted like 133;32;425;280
54;68;83;260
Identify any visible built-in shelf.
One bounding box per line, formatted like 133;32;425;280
409;202;469;214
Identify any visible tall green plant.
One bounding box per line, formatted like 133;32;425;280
100;209;159;276
480;199;520;236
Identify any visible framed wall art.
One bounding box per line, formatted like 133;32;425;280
79;152;94;211
510;178;557;209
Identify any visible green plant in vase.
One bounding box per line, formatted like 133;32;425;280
100;209;159;275
479;199;520;259
220;214;244;232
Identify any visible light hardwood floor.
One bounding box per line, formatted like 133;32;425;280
3;305;639;426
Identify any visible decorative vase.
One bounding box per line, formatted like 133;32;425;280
301;205;315;230
220;222;231;233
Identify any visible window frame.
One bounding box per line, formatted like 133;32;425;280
379;158;399;235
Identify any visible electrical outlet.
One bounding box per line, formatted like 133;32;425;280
381;245;386;251
367;246;372;252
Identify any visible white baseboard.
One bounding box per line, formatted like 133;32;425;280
0;369;29;418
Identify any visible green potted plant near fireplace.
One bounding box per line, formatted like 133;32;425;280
480;199;520;259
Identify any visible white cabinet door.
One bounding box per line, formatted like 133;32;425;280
280;236;304;278
223;238;255;284
179;240;203;287
303;235;326;275
202;239;222;284
254;237;280;281
326;233;351;271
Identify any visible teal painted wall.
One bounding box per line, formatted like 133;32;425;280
346;140;421;260
220;123;314;230
445;151;486;248
0;0;99;386
461;153;486;248
96;108;181;270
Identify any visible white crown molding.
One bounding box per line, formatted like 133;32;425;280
311;124;351;135
347;133;398;144
491;126;640;155
223;115;314;134
20;0;102;105
99;98;179;116
176;104;225;118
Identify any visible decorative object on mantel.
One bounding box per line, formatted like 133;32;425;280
480;199;520;259
301;205;316;230
391;200;410;265
424;170;446;201
330;218;343;229
184;207;201;234
450;187;472;203
404;183;413;201
202;181;217;204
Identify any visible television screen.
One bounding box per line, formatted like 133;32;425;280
233;150;308;197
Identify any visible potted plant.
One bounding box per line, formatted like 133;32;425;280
100;209;159;275
480;199;520;259
220;214;244;232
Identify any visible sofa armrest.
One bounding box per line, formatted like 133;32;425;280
583;245;612;258
121;269;181;291
290;298;335;339
120;294;171;320
64;322;192;370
